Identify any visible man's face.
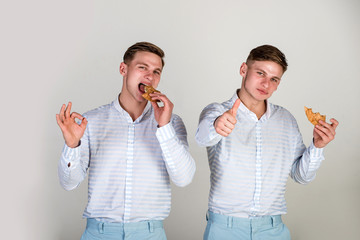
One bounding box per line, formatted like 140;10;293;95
240;60;284;102
120;51;163;103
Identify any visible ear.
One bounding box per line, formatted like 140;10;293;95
119;62;127;76
239;62;247;77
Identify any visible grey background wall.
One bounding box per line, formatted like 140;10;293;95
1;0;359;239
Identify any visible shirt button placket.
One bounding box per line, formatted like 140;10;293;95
253;122;262;214
124;123;135;222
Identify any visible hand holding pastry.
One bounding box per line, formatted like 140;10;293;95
304;106;338;148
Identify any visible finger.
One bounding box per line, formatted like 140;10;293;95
314;127;329;142
318;120;336;136
150;96;164;104
224;113;237;125
150;98;159;109
330;118;339;129
216;128;230;137
70;112;84;120
215;114;236;129
315;124;333;138
216;120;234;134
230;98;241;117
221;124;234;135
150;93;170;104
59;104;66;121
318;124;336;141
80;117;88;129
315;125;336;146
223;121;235;131
150;93;174;110
56;114;64;128
65;102;72;119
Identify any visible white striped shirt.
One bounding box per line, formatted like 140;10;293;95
195;91;324;218
58;97;196;222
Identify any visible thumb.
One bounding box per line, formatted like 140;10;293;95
80;118;88;129
230;98;241;117
151;101;159;110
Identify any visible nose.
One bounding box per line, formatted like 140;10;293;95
261;77;270;88
145;71;154;82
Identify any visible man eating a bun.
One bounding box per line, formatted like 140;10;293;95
56;42;196;240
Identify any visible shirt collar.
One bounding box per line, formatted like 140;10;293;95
112;95;152;123
231;89;272;121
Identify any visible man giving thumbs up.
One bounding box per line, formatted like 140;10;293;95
195;45;338;240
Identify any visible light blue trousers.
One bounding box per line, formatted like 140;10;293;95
81;218;167;240
204;211;291;240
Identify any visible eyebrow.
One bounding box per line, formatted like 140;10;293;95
255;67;281;80
271;75;281;81
137;62;162;73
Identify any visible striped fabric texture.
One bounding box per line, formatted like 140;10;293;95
58;97;196;223
195;91;324;218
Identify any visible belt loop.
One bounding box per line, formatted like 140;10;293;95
98;222;104;234
148;221;154;233
227;216;233;228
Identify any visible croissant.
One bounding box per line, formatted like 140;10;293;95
142;85;160;102
304;106;326;125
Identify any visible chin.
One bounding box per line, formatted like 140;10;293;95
137;97;146;103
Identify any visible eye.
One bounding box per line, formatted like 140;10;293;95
271;78;279;83
257;71;264;76
154;71;161;75
138;66;146;70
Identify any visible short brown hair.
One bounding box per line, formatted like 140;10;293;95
246;45;288;72
123;42;165;68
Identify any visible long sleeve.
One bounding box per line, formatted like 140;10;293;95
195;103;225;147
58;123;90;191
156;115;196;187
290;136;325;184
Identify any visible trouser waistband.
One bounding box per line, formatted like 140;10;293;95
86;218;164;234
207;211;283;228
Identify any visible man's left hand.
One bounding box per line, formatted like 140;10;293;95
313;118;339;148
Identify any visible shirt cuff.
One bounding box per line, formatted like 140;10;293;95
60;144;81;168
308;140;324;158
156;122;176;143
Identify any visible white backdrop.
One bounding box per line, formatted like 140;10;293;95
1;0;359;239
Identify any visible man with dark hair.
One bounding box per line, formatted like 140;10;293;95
56;42;196;240
196;45;338;240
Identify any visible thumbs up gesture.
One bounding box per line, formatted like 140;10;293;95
214;98;241;137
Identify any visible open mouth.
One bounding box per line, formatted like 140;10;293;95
140;84;160;102
139;83;146;94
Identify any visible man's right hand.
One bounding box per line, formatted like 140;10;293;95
56;102;87;148
214;98;241;137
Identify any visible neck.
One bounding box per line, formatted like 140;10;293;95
237;88;267;119
119;93;147;121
